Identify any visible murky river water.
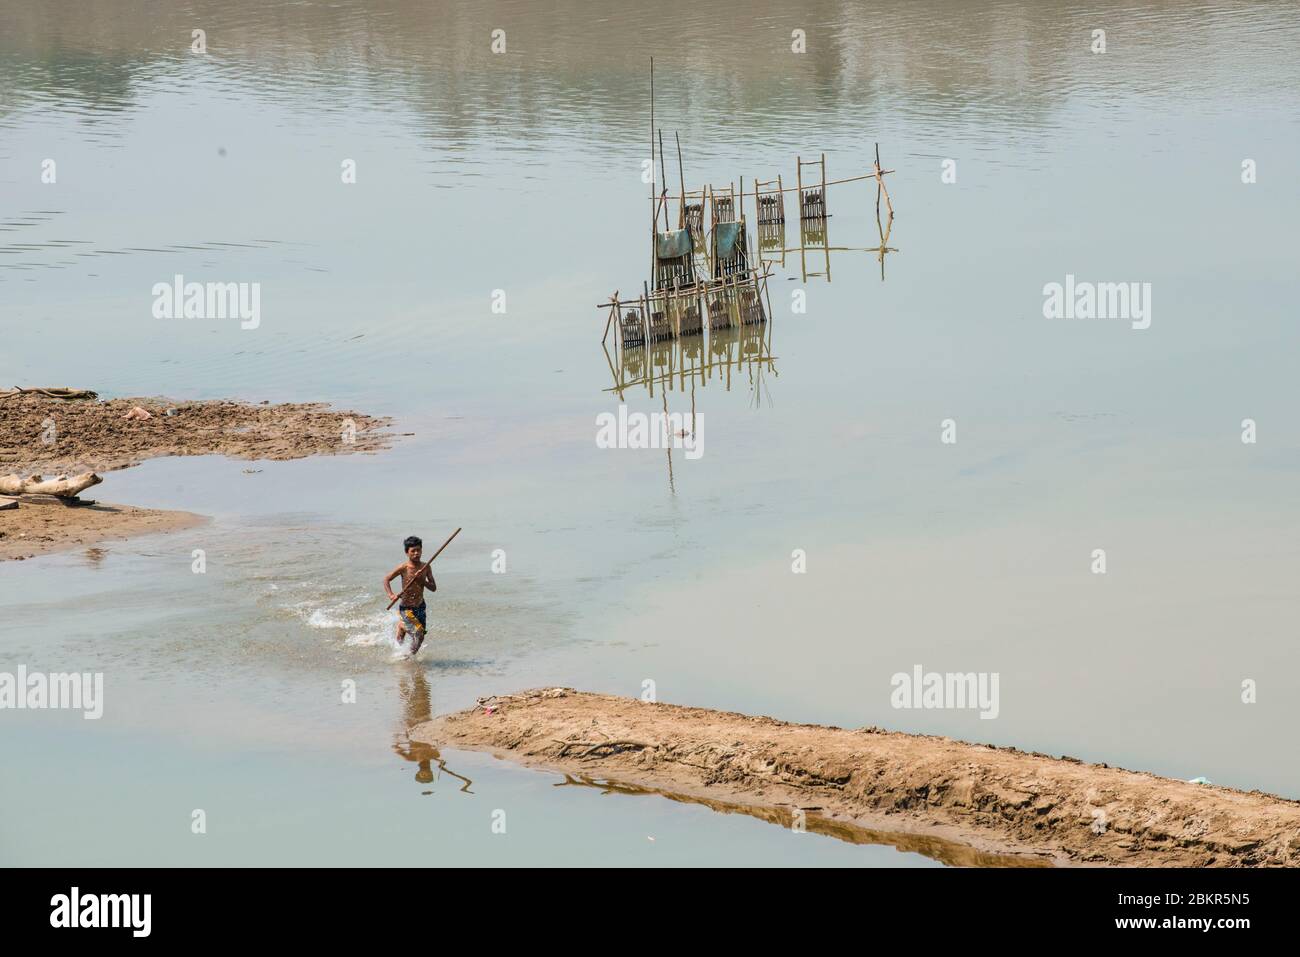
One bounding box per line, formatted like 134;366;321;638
2;0;1299;865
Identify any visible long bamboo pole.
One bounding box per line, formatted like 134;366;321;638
649;57;655;284
675;132;686;229
658;129;669;226
665;168;891;204
820;152;827;218
796;155;803;219
874;141;894;218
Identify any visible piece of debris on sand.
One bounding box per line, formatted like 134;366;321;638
412;689;1300;868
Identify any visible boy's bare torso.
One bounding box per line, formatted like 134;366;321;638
391;562;433;605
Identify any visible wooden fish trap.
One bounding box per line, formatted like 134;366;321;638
617;301;646;348
753;176;786;225
713;229;749;280
710;186;736;224
683;189;706;242
796;154;828;220
643;282;676;343
653;237;697;291
705;283;736;332
675;291;703;336
648;311;674;343
709;186;750;281
646;284;703;339
737;279;766;326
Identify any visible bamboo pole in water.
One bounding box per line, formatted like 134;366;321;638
658;129;669;232
821;152;827;218
689;168;891;202
675;132;686;229
796;155;803;219
874;142;894;218
649;57;655;285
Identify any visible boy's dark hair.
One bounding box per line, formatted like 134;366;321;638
403;536;422;551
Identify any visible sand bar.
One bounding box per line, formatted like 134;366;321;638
413;688;1300;867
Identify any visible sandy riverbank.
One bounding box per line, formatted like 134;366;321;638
413;689;1300;867
0;390;395;559
0;392;393;475
0;495;207;562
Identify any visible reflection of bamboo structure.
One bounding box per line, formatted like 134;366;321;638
756;221;786;268
800;215;831;283
603;312;777;402
752;207;897;284
873;204;897;281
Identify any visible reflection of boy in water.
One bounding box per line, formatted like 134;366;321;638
392;665;480;790
393;668;437;782
391;667;472;791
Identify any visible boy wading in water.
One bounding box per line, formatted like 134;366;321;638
384;535;437;655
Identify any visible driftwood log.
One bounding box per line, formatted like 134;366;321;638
0;472;103;498
0;386;98;401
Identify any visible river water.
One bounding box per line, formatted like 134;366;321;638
2;0;1299;865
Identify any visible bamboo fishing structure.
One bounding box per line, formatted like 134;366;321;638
600;58;898;395
742;146;896;221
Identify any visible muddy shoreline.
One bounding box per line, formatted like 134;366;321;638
0;391;394;560
413;689;1300;867
0;392;393;475
0;496;207;562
